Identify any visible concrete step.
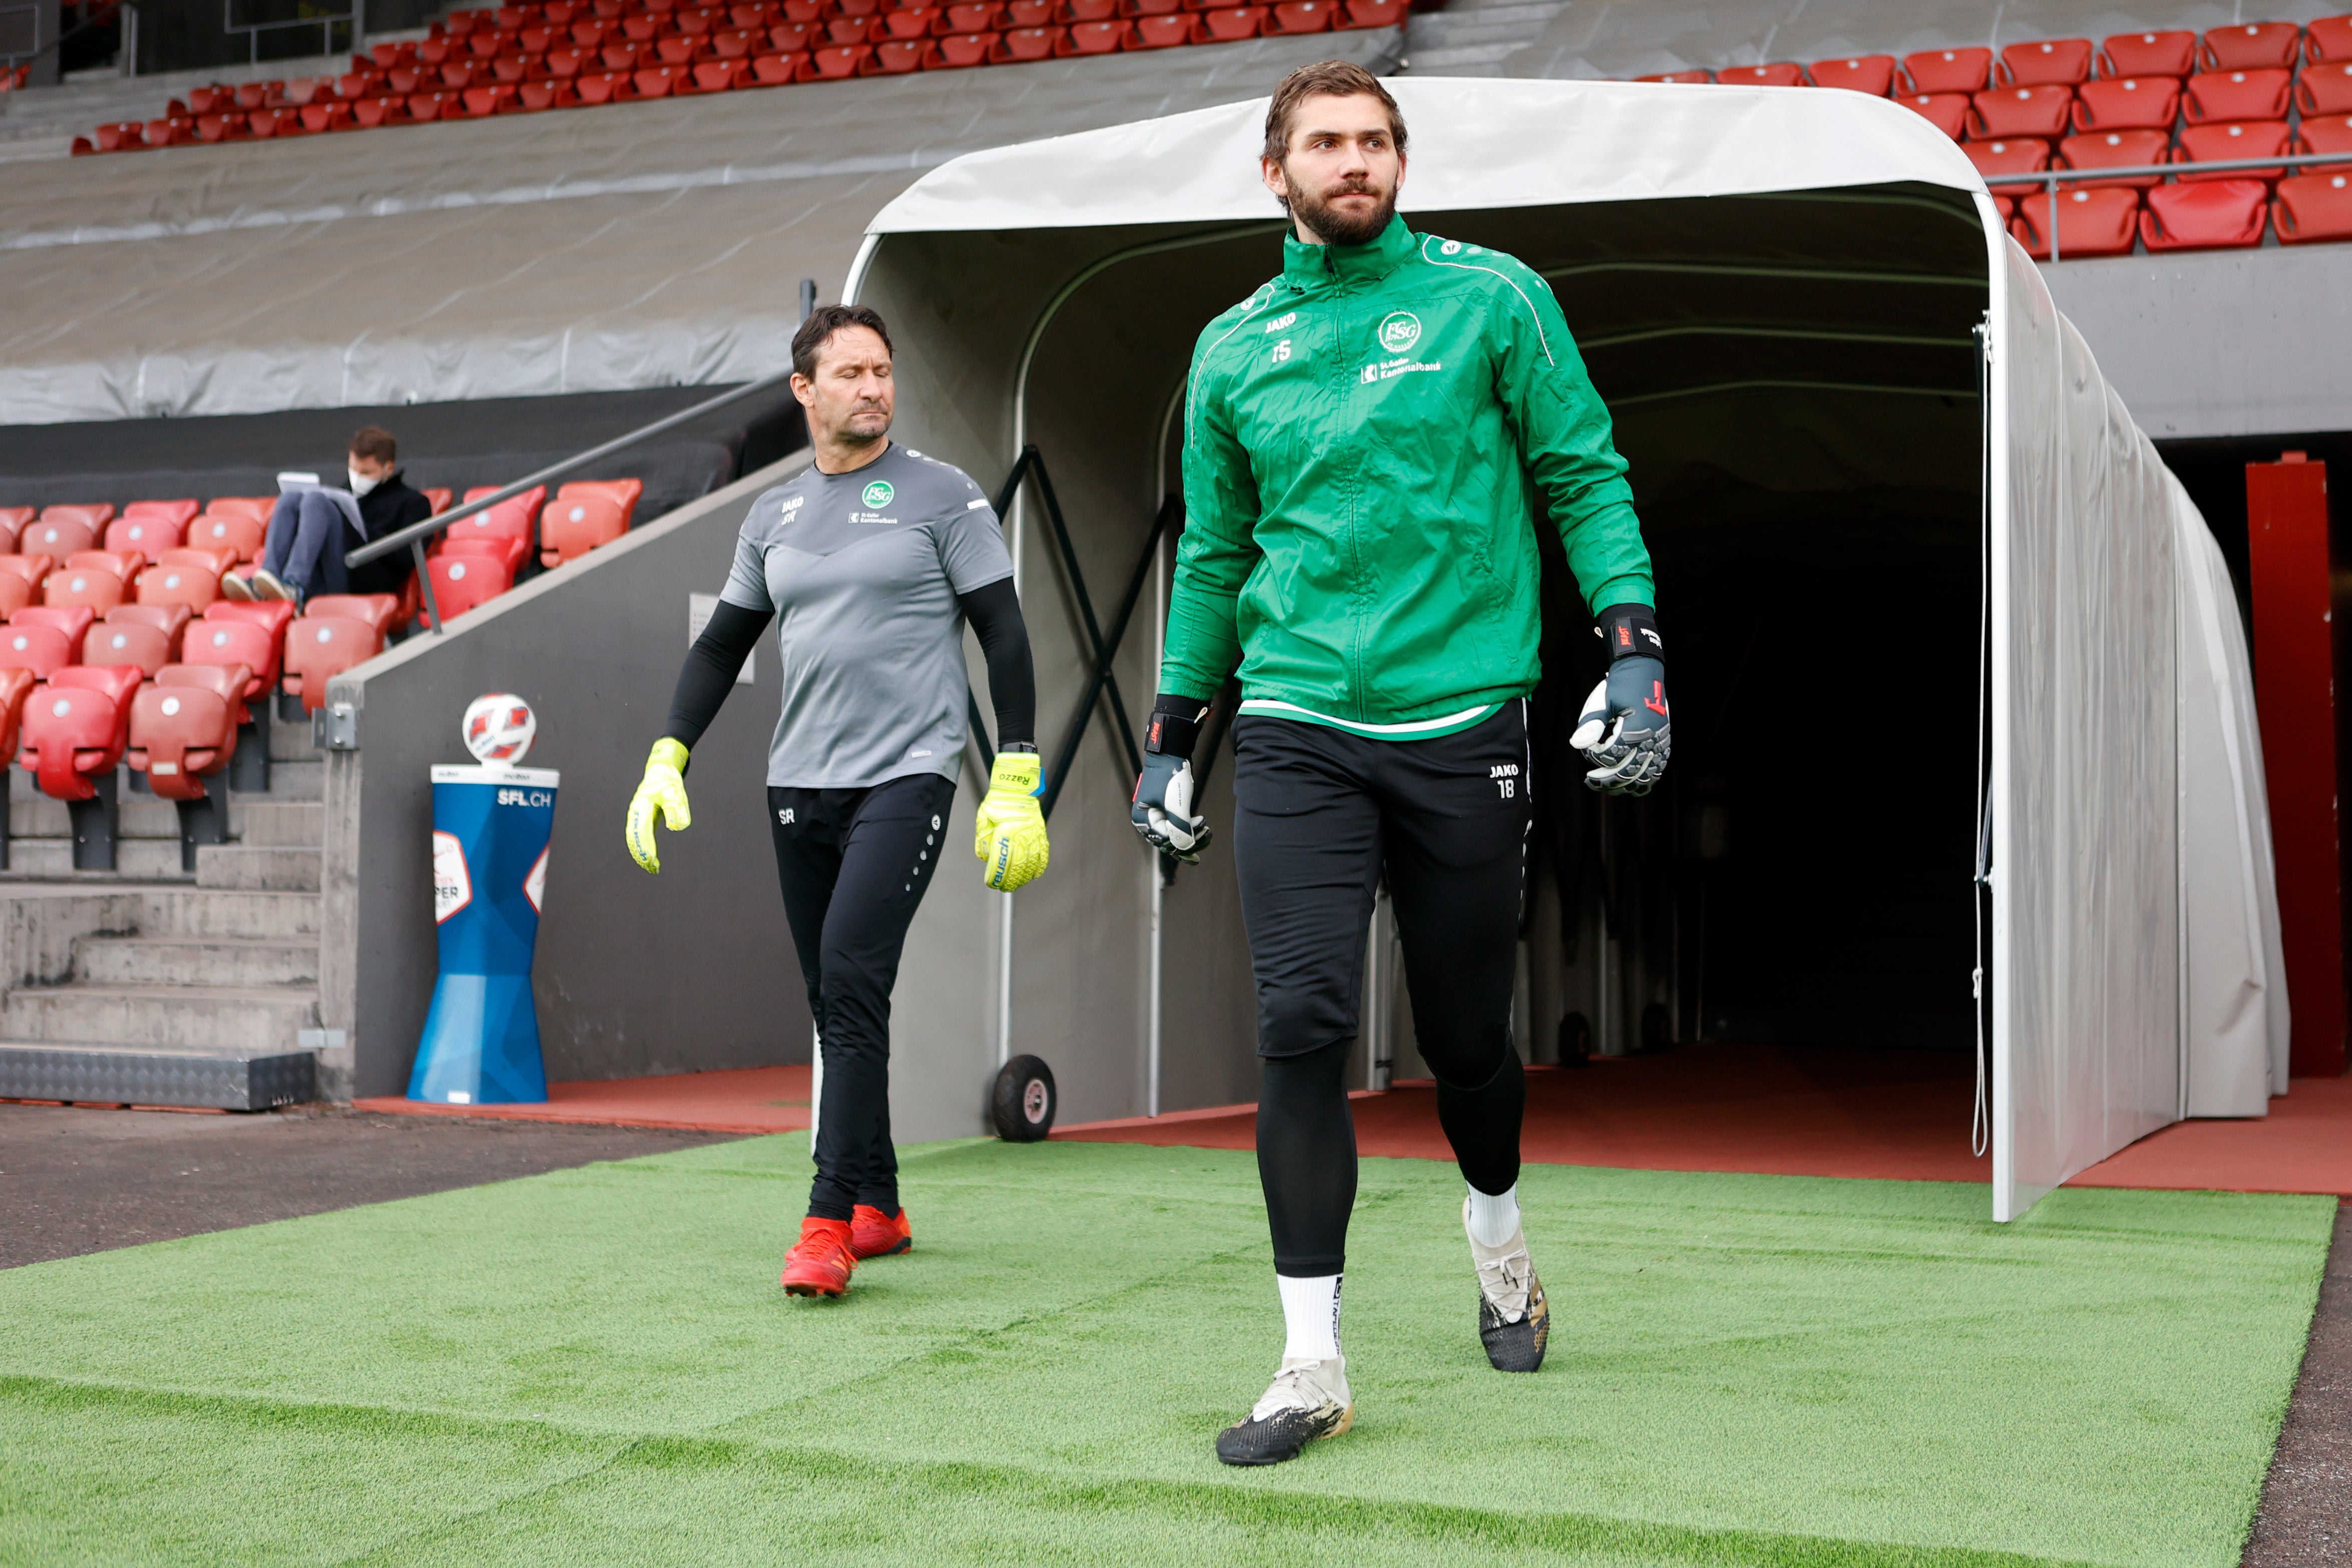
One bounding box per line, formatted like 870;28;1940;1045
196;845;320;892
239;759;323;802
267;719;320;764
11;791;186;840
0;1041;316;1111
138;888;321;939
3;983;318;1051
75;934;318;988
232;801;323;848
3;838;192;880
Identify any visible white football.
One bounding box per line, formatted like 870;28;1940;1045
462;692;536;764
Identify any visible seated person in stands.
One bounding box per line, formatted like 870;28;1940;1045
229;425;429;604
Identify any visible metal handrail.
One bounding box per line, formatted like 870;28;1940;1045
2004;150;2346;261
345;366;798;632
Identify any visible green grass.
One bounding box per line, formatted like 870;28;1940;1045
0;1138;2330;1567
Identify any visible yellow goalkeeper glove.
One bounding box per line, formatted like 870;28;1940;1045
625;738;691;874
974;749;1049;891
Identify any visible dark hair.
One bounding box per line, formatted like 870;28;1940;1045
791;304;894;380
1262;61;1407;164
349;425;397;464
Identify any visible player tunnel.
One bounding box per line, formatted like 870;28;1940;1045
849;77;2282;1219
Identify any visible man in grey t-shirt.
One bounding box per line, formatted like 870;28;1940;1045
624;304;1049;1299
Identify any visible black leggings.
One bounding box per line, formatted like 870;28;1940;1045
1234;707;1532;1277
769;772;957;1221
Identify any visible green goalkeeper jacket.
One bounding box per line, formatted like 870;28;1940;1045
1162;214;1654;738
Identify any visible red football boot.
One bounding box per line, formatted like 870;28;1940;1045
780;1216;856;1297
850;1203;911;1259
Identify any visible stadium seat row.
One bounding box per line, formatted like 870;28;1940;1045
3;478;641;634
72;0;1399;149
1995;171;2352;252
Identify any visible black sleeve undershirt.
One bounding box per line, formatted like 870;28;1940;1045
659;578;1037;756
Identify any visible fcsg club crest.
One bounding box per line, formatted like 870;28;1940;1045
1378;312;1422;354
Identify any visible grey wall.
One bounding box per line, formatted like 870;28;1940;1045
2040;245;2352;441
319;455;815;1101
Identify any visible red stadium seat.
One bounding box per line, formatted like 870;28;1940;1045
21;666;140;803
989;23;1058;55
688;57;751;87
1997;38;2092;86
2057;128;2171;188
922;31;992;65
354;95;407;126
2183;68;2292;124
1003;0;1051;23
1335;0;1399;28
122;499;199;528
129;680;238;803
442;533;530;576
182;617;280;702
282;616;385;711
16;604;96;647
1968;85;2074;140
1963;137;2051;193
556;478;640;525
2100;30;2200;79
2072;75;2181;131
441;60;481;87
419;554;512;629
106;515;185;556
1128;12;1185;44
2309;15;2352;62
24;516;99;557
632;65;684;95
2302;61;2352;115
44;560;127;612
823;16;871;42
0;669;34;767
873;9;930;36
108;603;192;658
2009;186;2142;258
300;593;401;638
204;600;294;687
1260;0;1326;33
0;507;30;544
657;32;704;59
0;577;29;620
858;38;924;69
1896;93;1970;139
2200;22;2299;72
2141;177;2270;248
0;623;71;679
2297;113;2352;170
518;80;575;108
1058;0;1116;17
574;70;629;102
1699;61;1791;84
539;492;629;566
796;43;867;75
2274;170;2352;241
422;488;454;514
163;544;239;581
2174;120;2291;180
544;44;589;73
1808;56;1894;95
461;85;520;114
938;3;999;31
1057;17;1128;47
136;558;220;614
82;621;172;678
1635;69;1711;84
1186;8;1257;42
1901;47;1991;94
747;51;805;81
187;513;264;562
70;548;142;579
0;557;52;599
769;19;819;48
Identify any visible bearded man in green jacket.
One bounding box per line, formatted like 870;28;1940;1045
1131;61;1671;1466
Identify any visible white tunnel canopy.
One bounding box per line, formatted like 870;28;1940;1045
849;78;2283;1221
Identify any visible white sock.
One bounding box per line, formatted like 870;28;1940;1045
1466;1183;1521;1248
1276;1273;1342;1363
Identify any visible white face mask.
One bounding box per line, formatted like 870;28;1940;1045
348;467;382;498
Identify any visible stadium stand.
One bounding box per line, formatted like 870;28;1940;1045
66;0;1403;153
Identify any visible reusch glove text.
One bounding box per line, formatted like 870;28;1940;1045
974;751;1050;891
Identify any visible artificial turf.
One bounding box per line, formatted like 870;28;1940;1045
0;1136;2331;1567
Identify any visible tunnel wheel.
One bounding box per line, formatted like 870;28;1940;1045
1557;1012;1592;1069
991;1054;1057;1142
1640;1002;1673;1055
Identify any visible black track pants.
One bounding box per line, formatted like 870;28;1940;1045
769;772;956;1221
1232;705;1532;1277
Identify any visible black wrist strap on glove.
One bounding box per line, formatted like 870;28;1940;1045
1145;693;1213;759
1595;603;1663;665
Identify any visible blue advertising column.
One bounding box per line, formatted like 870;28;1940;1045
408;764;560;1105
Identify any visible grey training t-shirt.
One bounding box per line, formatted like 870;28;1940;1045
721;443;1013;789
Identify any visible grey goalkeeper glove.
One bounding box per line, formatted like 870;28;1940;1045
1132;696;1212;861
1571;604;1670;795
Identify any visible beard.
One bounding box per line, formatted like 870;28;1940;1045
1285;173;1397;247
